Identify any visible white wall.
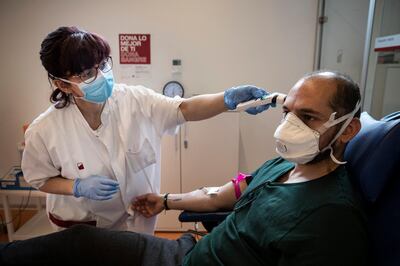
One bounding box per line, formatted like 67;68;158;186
0;0;317;176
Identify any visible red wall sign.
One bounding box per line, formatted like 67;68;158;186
119;34;151;64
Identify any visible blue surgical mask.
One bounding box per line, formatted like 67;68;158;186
78;70;114;103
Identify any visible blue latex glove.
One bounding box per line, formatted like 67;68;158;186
224;85;272;115
73;175;119;201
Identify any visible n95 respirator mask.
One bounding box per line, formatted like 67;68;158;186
273;101;361;164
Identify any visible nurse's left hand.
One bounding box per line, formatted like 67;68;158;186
131;193;164;218
224;85;272;115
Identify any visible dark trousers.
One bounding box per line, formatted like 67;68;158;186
0;224;196;266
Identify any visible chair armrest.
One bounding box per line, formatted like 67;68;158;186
178;211;231;232
178;211;231;222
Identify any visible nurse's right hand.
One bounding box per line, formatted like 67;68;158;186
73;175;119;200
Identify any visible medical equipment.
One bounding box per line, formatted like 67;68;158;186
200;187;220;195
0;166;32;190
224;86;268;113
234;92;286;112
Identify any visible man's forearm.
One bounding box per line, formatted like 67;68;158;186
166;190;219;212
132;178;249;217
179;93;227;121
167;181;241;212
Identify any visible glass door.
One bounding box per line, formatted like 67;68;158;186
316;0;370;84
317;0;400;119
363;0;400;118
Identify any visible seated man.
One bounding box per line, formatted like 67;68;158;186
0;71;367;266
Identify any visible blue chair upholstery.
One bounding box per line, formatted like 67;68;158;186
344;111;400;266
179;111;400;266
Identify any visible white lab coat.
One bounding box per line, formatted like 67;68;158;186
21;84;185;234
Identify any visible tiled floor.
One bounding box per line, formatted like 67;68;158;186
0;209;185;242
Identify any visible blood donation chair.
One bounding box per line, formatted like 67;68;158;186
344;111;400;266
179;111;400;266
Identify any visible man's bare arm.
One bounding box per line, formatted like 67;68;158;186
131;178;249;218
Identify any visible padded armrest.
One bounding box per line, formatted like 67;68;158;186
179;211;231;232
178;211;230;222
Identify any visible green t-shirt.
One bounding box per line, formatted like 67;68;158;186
183;157;368;266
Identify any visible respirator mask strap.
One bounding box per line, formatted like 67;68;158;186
320;100;361;164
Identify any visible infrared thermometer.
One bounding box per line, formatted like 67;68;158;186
234;92;287;112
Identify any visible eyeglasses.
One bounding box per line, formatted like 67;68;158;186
75;56;113;84
51;56;113;85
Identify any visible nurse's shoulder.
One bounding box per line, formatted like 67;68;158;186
111;83;158;101
110;83;166;112
25;103;73;138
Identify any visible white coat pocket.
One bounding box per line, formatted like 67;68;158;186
126;138;156;173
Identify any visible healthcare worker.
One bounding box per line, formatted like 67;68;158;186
21;26;271;234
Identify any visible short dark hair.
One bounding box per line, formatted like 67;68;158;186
303;70;361;118
40;26;111;108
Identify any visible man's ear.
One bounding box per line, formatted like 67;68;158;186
53;80;72;94
338;117;361;144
